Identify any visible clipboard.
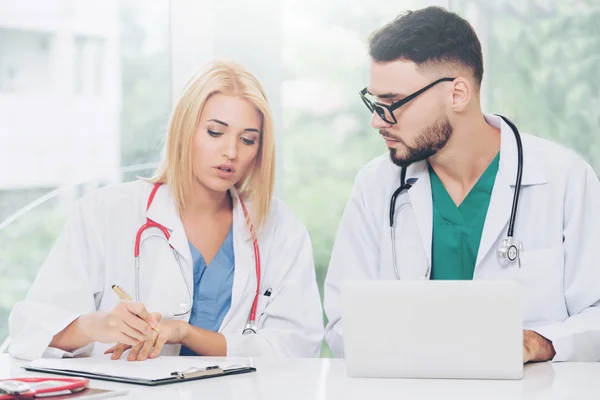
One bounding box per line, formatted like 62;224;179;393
23;362;256;387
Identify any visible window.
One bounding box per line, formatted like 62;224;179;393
453;0;600;170
0;0;171;345
74;37;105;96
0;28;53;93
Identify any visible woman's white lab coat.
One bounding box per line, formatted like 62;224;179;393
9;181;324;360
324;114;600;362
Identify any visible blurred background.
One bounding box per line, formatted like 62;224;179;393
1;0;599;356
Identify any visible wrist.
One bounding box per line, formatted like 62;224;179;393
77;312;102;342
51;312;99;351
177;321;190;345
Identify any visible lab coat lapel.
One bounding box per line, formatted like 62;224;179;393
475;115;520;268
220;188;254;331
475;165;513;268
145;184;193;271
475;114;549;268
406;161;433;265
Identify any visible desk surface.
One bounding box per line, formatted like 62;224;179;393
1;354;599;399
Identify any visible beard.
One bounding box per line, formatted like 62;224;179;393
382;116;453;168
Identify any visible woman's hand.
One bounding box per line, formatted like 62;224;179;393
77;301;158;346
104;316;189;361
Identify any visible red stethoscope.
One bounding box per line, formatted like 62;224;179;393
0;377;89;399
133;183;262;334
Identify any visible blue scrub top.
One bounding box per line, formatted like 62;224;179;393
179;227;235;356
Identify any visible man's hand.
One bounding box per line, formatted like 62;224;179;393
523;330;555;363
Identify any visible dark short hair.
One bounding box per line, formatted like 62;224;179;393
369;6;483;87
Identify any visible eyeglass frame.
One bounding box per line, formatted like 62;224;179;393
360;77;456;124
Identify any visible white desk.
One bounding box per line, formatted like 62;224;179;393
1;354;599;399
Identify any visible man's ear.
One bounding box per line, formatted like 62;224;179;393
450;77;471;112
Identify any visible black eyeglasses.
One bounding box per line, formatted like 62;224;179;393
360;77;455;124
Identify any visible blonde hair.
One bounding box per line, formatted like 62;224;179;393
150;60;275;231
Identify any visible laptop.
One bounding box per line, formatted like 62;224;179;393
341;280;523;380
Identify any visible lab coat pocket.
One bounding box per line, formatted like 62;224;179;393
518;246;566;324
256;293;273;326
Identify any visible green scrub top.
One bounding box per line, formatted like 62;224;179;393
429;153;500;280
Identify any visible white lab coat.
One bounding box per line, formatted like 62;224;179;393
9;181;324;361
324;114;600;362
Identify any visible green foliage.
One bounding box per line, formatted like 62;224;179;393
119;0;171;170
456;0;600;168
0;203;67;341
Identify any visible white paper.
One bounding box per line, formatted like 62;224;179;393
29;356;249;381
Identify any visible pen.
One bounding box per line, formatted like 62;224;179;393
111;284;132;301
112;285;159;334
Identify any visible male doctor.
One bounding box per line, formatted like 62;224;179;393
324;6;600;363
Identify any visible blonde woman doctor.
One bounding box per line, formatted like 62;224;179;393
9;60;324;361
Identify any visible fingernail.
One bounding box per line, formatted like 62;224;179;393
149;319;158;328
150;352;157;358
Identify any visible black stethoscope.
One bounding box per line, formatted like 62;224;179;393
389;115;524;279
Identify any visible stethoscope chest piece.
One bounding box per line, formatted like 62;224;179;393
496;237;523;268
242;324;257;335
